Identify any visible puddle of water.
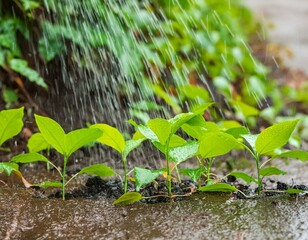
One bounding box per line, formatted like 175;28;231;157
1;187;308;240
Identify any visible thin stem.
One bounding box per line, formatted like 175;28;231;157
254;153;262;195
165;144;172;197
64;172;79;187
62;155;68;200
206;158;213;183
0;147;10;152
123;157;128;193
260;157;274;169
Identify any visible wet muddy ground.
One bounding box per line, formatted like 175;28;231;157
1;186;308;240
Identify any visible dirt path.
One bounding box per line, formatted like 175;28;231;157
245;0;308;74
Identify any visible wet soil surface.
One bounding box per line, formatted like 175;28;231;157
1;185;308;240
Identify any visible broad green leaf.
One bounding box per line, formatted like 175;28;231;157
274;150;308;162
198;132;240;158
181;123;206;140
65;128;102;157
226;127;249;139
231;100;259;117
179;167;205;182
9;59;47;89
0;162;19;176
35;181;62;188
228;172;257;184
259;167;286;177
286;188;307;194
122;139;145;160
169;112;198;135
78;164;116;177
27;133;50;153
256;119;299;155
114;192;143;205
219;120;242;130
148;118;171;145
0;107;24;146
91;124;125;153
134;167;164;191
241;134;258;150
168;141;199;164
168;135;187;148
199;183;237;192
10;152;49;163
137;125;159;142
35;114;66;155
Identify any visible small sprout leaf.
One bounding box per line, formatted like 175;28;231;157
91;124;125;153
35;114;66;155
229;172;257;184
0;162;19;176
122;139;145;160
241;134;258;150
65;128;102;157
35;181;63;188
79;164;116;177
114;192;143;205
226;127;249;139
285;188;307;194
259;167;286;177
11;152;49;163
27;133;50;153
199;183;237;192
274;150;308;162
168;141;199;164
198;132;240;158
0;107;24;146
134;167;164;191
256;119;299;155
179;167;205;182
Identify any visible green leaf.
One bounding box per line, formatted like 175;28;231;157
35;181;62;188
168;141;199;164
225;127;249;139
179;167;205;182
259;167;286;177
0;162;19;176
9;59;47;89
91;124;125;153
285;188;307;194
256;119;299;155
231;100;259;117
65;128;102;157
198;132;240;158
148;118;171;145
10;152;49;164
168;135;187;148
114;192;143;205
35;114;66;155
122;139;145;160
78;164;116;177
134;167;164;191
228;172;257;184
137;125;159;142
0;107;24;146
27;133;50;153
274;150;308;162
241;134;258;150
199;183;237;192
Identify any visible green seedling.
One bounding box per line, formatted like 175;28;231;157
90;124;144;193
238;119;302;195
11;114;112;200
0;162;32;187
0;107;24;152
133;105;211;196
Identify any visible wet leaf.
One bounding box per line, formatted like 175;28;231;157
168;141;199;164
35;114;66;155
65;128;102;157
79;164;116;177
256;119;299;155
91;124;125;153
226;127;249;139
137;125;159;142
0;107;24;146
114;192;143;205
241;134;258;151
122;139;145;160
229;172;257;184
198;132;240;158
274;150;308;162
27;133;50;153
259;167;286;177
148;118;171;145
179;167;205;182
134;167;164;191
35;181;62;188
11;152;49;164
0;162;19;176
199;183;237;193
285;188;307;194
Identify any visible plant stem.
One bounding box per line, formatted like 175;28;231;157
165;144;172;197
62;155;68;200
255;153;261;195
206;158;213;183
123;157;127;193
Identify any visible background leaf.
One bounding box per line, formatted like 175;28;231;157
0;107;24;146
114;192;143;205
256;119;299;155
35;114;66;155
35;181;62;188
274;150;308;162
27;133;50;153
79;164;116;177
91;124;125;153
259;167;286;177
